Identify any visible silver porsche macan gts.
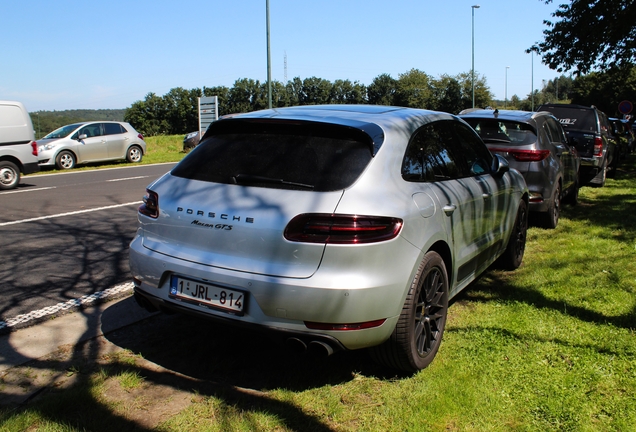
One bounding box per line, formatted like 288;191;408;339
129;105;529;372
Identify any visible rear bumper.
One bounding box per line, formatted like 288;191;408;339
133;287;349;354
128;233;416;350
22;161;40;175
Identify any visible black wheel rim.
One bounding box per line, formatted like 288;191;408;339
413;267;446;357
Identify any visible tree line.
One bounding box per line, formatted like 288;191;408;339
123;70;493;137
124;65;636;137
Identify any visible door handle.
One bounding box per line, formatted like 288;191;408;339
443;204;456;216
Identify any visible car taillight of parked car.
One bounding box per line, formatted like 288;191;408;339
284;214;403;244
138;133;144;140
139;189;159;218
593;137;604;156
31;141;38;156
488;147;550;162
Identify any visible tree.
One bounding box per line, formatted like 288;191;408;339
227;78;265;114
124;93;170;136
330;79;367;104
163;87;201;134
301;77;332;105
570;65;636;116
394;69;434;109
455;72;492;109
530;0;636;75
367;73;397;106
432;75;463;113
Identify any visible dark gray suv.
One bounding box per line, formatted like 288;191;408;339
460;109;580;229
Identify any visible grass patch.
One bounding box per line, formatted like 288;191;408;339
4;155;636;431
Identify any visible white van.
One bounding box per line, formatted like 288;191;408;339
0;100;39;190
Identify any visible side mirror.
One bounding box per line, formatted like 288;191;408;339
79;134;87;140
491;154;509;176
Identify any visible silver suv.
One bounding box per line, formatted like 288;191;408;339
460;109;580;228
129;105;529;372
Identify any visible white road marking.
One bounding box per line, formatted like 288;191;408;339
0;186;57;194
0;282;134;331
0;201;142;227
107;176;149;182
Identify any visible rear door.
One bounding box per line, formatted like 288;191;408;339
103;122;130;158
402;120;501;285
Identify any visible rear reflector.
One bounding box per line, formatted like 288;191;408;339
489;147;550;162
305;319;387;331
138;189;159;218
284;214;403;244
31;141;38;156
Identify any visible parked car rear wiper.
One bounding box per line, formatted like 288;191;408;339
231;174;315;189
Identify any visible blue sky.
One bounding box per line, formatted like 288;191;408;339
2;0;564;112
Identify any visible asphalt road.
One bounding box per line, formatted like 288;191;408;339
0;163;177;320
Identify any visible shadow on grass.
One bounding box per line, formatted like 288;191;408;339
1;304;390;431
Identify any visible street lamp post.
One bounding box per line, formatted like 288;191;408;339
266;0;272;109
531;51;534;111
471;5;480;108
505;66;510;109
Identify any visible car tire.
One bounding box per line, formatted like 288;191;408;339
0;161;20;190
126;146;143;163
55;151;76;170
543;183;561;229
370;251;449;373
498;199;528;270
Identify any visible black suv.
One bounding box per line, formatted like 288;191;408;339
537;104;617;187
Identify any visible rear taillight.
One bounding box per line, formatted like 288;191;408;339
593;137;603;156
489;147;550;162
138;133;144;140
284;214;403;244
138;189;159;218
31;141;38;156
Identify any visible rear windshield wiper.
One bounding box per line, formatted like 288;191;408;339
231;174;315;189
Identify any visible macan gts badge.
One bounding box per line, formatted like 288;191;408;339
130;104;529;373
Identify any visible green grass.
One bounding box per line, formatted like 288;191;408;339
4;155;636;431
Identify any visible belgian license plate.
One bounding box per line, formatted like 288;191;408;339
169;276;245;313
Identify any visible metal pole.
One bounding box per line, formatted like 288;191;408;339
531;52;534;111
471;5;480;108
505;66;509;109
266;0;272;109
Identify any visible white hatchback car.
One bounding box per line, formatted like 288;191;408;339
37;121;146;170
129;105;529;372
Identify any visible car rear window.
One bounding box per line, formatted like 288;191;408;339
171;119;375;192
540;106;597;132
463;119;537;145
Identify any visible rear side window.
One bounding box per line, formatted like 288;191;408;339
104;123;126;135
171;119;374;192
402;120;492;182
